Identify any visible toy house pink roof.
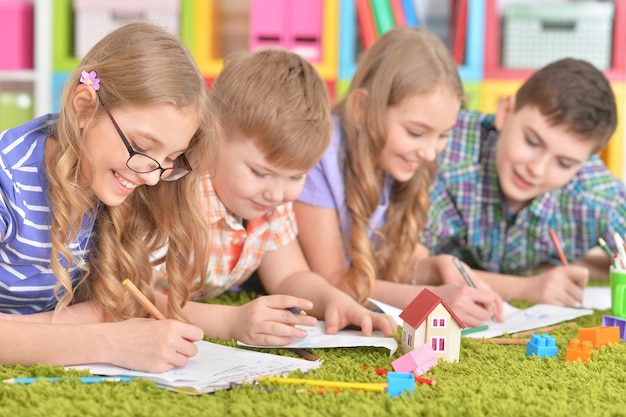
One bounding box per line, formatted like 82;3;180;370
399;288;466;329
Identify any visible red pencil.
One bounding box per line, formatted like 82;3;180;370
549;229;568;265
361;366;436;386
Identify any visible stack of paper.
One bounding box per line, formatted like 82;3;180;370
67;340;321;393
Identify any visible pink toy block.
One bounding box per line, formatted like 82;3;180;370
392;344;438;376
249;0;288;52
288;0;322;62
0;0;33;70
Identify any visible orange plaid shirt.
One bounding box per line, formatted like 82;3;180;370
193;173;297;299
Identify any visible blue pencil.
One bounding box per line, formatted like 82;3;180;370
3;376;134;385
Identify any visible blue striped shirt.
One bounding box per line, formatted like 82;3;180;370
0;114;95;314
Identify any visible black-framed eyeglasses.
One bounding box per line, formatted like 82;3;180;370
99;100;192;182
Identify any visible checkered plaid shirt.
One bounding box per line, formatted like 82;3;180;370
192;173;297;299
421;109;626;274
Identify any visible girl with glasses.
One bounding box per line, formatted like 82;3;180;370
0;22;213;372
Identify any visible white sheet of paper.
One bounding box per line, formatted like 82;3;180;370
582;286;611;310
367;298;403;326
467;303;593;338
66;340;321;393
237;321;398;356
368;298;593;339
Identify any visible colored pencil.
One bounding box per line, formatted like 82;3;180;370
598;237;613;258
549;229;568;265
472;338;528;345
122;279;166;320
259;376;387;393
3;376;134;384
613;232;626;269
461;324;489;336
509;322;576;339
361;366;436;386
452;257;497;322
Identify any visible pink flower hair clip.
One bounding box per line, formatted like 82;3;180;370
80;70;100;91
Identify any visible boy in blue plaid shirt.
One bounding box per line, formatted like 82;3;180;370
422;58;626;306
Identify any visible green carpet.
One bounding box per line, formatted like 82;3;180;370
1;289;624;417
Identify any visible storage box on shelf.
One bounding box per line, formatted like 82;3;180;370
482;0;625;179
501;2;614;71
250;0;323;62
192;0;338;83
0;0;51;125
0;0;34;70
484;0;625;81
50;0;194;111
73;0;180;59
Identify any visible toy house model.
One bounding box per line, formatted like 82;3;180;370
399;288;466;362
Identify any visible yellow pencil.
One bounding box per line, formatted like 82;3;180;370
259;376;387;393
122;279;166;320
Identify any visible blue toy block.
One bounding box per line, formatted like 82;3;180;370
387;372;415;398
525;334;558;358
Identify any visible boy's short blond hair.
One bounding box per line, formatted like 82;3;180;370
515;58;617;152
209;48;332;170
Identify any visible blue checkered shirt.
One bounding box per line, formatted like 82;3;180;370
421;109;626;274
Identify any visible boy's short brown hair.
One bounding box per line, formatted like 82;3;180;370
209;48;331;170
515;58;617;152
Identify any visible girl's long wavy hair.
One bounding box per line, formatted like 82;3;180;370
334;27;464;302
48;22;215;321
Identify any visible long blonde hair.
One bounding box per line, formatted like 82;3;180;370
334;27;464;302
48;22;214;320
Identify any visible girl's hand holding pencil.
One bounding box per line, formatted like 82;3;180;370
526;266;588;306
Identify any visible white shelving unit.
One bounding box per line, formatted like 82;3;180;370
0;0;52;118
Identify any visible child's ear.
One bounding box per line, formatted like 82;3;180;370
72;84;99;128
494;95;515;131
351;89;370;120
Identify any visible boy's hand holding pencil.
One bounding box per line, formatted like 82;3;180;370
231;295;318;347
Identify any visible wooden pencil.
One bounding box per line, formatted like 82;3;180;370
472;338;528;345
509;322;576;338
549;229;568;265
122;279;166;320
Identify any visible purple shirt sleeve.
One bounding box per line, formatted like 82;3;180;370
298;115;394;264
